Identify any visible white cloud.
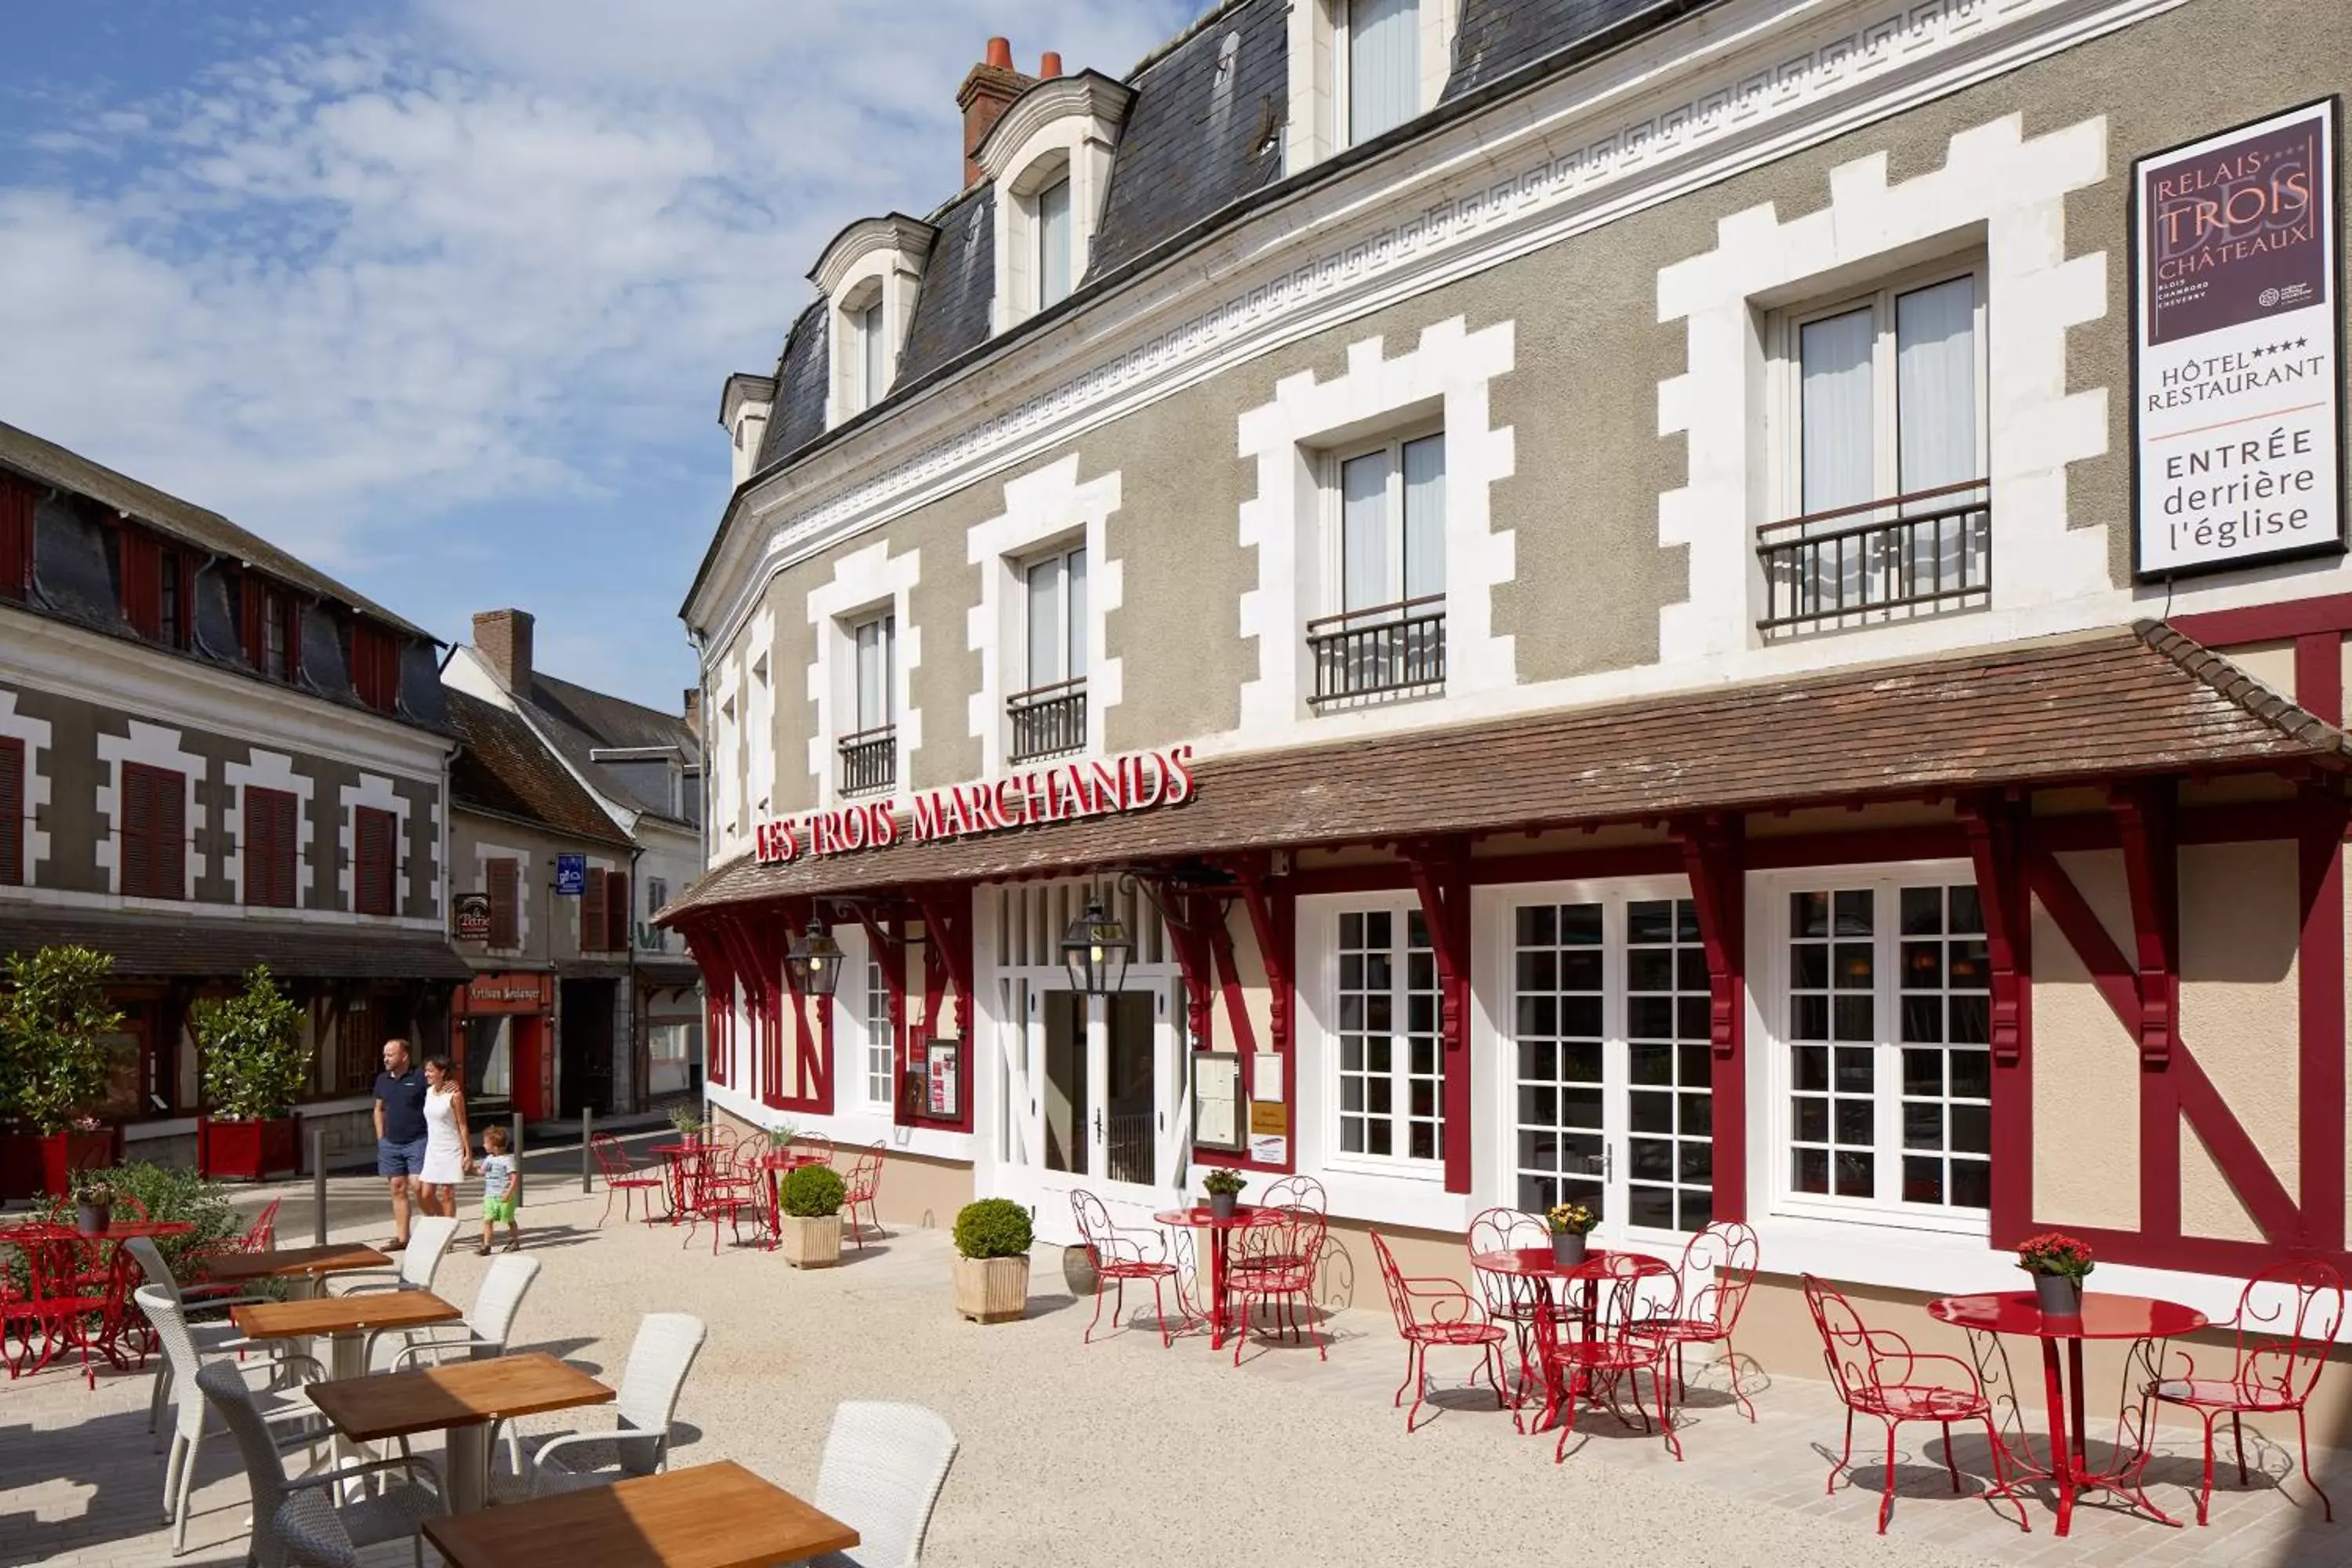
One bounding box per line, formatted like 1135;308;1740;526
0;0;1196;699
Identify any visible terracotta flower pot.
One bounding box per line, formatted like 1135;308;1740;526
780;1213;843;1269
953;1254;1030;1324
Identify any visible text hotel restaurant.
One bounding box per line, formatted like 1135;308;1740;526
658;0;2352;1387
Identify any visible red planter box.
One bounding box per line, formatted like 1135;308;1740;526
197;1117;299;1181
7;1129;120;1197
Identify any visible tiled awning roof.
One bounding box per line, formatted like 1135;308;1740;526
0;908;474;982
659;622;2350;920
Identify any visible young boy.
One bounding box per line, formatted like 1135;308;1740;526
475;1123;520;1255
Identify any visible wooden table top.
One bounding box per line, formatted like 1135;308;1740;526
201;1242;390;1283
422;1461;858;1568
232;1289;461;1341
307;1352;613;1441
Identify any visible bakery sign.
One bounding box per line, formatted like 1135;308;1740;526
752;744;1196;867
2132;98;2343;578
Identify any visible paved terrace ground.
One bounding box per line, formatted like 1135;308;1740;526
4;1138;2347;1568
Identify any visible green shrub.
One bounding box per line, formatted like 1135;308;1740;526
0;946;124;1132
5;1161;241;1294
780;1162;846;1218
194;967;311;1121
953;1197;1033;1259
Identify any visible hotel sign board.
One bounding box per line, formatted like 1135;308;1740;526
2132;99;2343;579
752;745;1196;868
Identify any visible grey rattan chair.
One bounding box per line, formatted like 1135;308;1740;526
523;1312;706;1494
808;1401;960;1568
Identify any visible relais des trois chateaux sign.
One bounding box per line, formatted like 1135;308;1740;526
751;745;1196;867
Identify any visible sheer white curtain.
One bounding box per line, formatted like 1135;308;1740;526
1896;277;1980;590
1037;176;1073;308
859;302;885;408
1347;0;1420;145
1799;307;1876;611
1065;548;1087;680
1341;449;1393;612
1402;434;1446;600
1025;556;1062;687
854;615;892;731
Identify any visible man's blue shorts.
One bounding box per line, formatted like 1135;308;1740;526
377;1136;430;1178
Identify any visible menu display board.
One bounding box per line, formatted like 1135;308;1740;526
1192;1052;1243;1151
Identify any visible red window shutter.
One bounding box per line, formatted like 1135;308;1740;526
607;870;630;953
488;858;519;948
582;869;608;953
0;477;32;601
120;762;154;896
354;806;396;916
245;786;298;908
122;763;185;900
120;530;161;637
275;793;299;907
154;767;186;899
0;736;23;886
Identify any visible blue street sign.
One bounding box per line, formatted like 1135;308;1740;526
555;854;586;896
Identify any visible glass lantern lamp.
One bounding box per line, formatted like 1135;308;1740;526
1060;894;1133;996
785;918;845;999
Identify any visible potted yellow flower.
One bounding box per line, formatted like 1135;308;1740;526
1546;1200;1599;1268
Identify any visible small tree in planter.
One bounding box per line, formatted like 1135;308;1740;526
778;1162;847;1269
194;967;311;1181
0;946;124;1196
952;1198;1033;1324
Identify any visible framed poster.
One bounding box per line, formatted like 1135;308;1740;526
911;1035;960;1120
1192;1051;1243;1152
2132;98;2343;579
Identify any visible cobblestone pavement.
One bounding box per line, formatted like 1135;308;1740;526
4;1163;2345;1566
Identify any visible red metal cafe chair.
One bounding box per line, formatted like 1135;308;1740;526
842;1144;887;1249
1637;1221;1761;1420
1260;1174;1327;1213
1532;1254;1684;1462
1369;1232;1508;1433
1802;1274;2027;1536
1466;1207;1549;1410
590;1134;665;1227
1070;1190;1179;1348
2147;1258;2346;1526
683;1141;764;1254
1228;1206;1327;1367
790;1132;836;1168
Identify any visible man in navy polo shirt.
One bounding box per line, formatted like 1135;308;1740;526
372;1037;430;1250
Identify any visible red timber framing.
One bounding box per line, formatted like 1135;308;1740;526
678;924;734;1088
1231;861;1296;1175
1958;793;2033;1247
691;902;830;1115
1403;837;1473;1195
908;887;976;1134
1671;816;1747;1225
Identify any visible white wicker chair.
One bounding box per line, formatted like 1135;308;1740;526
122;1236;276;1446
372;1252;539;1370
524;1312;706;1495
808;1402;960;1568
330;1215;459;1296
137;1286;323;1559
194;1359;446;1568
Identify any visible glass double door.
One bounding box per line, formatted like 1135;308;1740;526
1020;987;1167;1243
1508;893;1716;1237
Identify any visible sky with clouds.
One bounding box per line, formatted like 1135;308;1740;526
0;0;1196;711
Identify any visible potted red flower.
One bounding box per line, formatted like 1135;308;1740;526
2016;1232;2094;1318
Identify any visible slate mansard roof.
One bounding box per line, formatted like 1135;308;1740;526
735;0;1734;505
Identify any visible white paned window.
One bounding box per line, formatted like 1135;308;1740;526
851;614;894;733
1338;431;1445;614
1344;0;1421;146
1623;898;1714;1232
1780;877;1991;1223
858;299;887;409
863;953;895;1108
1036;175;1073;309
1512;901;1605;1213
1335;907;1440;1163
1792;268;1984;512
1023;546;1087;689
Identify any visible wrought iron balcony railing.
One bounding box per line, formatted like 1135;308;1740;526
837;724;895;796
1756;479;1991;638
1007;678;1086;764
1306;593;1446;704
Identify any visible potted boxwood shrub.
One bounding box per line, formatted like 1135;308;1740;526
778;1162;847;1269
194;967;312;1181
0;946;125;1198
952;1198;1033;1324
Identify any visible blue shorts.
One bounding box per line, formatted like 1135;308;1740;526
378;1136;430;1178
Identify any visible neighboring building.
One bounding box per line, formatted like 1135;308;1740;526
445;609;705;1113
444;688;639;1122
0;419;467;1167
669;0;2352;1392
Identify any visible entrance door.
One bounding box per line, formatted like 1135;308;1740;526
557;980;615;1118
1022;987;1169;1243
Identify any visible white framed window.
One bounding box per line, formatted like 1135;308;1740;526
1333;430;1446;615
857;300;887;410
1334;905;1441;1167
1340;0;1421;146
1769;864;1991;1231
862;950;895;1109
1036;174;1073;310
851;614;894;734
1508;889;1713;1236
1022;545;1087;692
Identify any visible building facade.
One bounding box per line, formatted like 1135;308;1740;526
445;609;705;1115
666;0;2352;1382
0;421;467;1167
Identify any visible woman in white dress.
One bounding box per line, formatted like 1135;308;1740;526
417;1056;473;1219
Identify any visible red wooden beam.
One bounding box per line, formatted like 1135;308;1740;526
1960;793;2034;1250
1404;836;1473;1196
2166;592;2352;646
2111;782;2179;1068
1670;815;1746;1225
911;887;975;1049
2298;787;2349;1250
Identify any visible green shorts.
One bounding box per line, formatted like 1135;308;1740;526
482;1195;517;1223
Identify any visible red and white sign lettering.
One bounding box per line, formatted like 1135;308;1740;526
751;745;1196;867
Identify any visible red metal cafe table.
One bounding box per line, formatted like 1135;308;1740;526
756;1152;821;1249
1470;1247;1672;1420
1928;1290;2208;1536
1153;1206;1283;1350
649;1142;713;1223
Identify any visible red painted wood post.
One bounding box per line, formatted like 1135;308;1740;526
1961;793;2033;1247
1405;838;1473;1196
1673;815;1746;1225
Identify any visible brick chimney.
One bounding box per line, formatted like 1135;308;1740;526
473;608;534;694
681;686;702;738
956;37;1036;186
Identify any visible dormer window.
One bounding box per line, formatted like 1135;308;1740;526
1286;0;1460;170
810;214;937;430
1344;0;1421;144
977;71;1132;331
